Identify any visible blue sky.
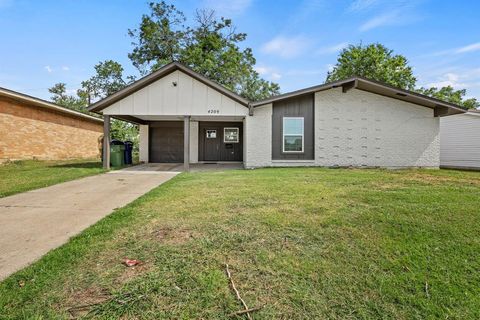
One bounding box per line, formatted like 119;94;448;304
1;0;479;101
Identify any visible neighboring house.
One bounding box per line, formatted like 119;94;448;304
440;110;480;170
88;62;464;170
0;87;103;162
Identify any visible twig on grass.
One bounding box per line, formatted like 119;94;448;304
425;281;430;298
229;304;265;317
225;263;252;320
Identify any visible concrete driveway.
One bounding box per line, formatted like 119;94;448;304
0;169;178;280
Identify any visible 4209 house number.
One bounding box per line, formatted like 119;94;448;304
207;109;220;114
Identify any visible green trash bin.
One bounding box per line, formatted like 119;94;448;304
110;140;125;167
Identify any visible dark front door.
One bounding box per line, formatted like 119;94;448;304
199;122;243;162
149;122;184;163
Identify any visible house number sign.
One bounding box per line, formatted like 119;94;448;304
208;109;220;114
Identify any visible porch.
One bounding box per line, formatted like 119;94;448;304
102;115;246;171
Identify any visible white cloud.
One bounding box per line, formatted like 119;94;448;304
349;0;380;11
426;42;480;57
202;0;252;16
358;1;422;32
261;36;310;58
316;42;348;55
255;65;282;81
360;11;400;31
455;42;480;54
44;66;53;73
426;73;465;89
61;66;70;71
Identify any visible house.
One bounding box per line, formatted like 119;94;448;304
0;87;103;162
440;110;480;170
88;62;465;170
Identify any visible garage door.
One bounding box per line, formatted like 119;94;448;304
149;122;184;163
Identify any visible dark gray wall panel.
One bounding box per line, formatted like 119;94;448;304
272;94;314;160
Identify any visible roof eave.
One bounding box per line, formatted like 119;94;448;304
0;87;103;123
251;77;467;116
87;62;250;113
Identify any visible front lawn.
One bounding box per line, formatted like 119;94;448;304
1;168;479;318
0;159;105;198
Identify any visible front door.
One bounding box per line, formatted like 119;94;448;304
203;127;222;161
199;122;243;162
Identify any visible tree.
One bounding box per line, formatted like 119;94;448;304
49;61;138;144
417;86;479;110
128;2;279;100
49;83;88;113
80;60;133;104
326;43;417;90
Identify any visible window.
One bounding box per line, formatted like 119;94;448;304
206;130;217;139
224;128;239;143
283;117;304;152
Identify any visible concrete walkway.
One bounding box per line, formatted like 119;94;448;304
0;169;178;280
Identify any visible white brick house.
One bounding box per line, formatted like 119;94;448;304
88;62;464;170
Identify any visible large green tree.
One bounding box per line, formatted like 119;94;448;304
49;61;138;143
327;43;478;110
128;2;279;100
48;83;88;113
416;86;479;110
326;43;417;90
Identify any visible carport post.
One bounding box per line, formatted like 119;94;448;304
103;115;110;170
184;115;190;172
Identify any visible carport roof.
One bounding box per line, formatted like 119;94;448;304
88;62;250;113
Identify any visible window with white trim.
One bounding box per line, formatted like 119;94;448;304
224;127;239;143
283;117;304;152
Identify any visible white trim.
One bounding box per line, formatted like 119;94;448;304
282;117;304;153
224;127;240;143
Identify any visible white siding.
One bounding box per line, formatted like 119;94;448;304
190;121;199;163
245;104;272;168
102;70;248;117
139;125;149;163
440;113;480;169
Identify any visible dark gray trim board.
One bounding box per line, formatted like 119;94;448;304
272;94;314;160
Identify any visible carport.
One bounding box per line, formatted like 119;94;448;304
89;62;250;171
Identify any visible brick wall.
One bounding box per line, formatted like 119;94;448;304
0;97;103;162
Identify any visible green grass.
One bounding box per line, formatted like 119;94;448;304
1;168;479;319
0;159;105;198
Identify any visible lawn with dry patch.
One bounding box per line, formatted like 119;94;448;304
0;168;479;319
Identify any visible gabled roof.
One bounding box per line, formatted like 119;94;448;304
252;76;466;116
0;86;103;123
88;62;250;113
87;61;465;117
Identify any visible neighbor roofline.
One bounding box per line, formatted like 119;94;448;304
251;76;467;114
87;62;250;113
0;86;103;123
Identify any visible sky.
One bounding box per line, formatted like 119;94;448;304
0;0;479;101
